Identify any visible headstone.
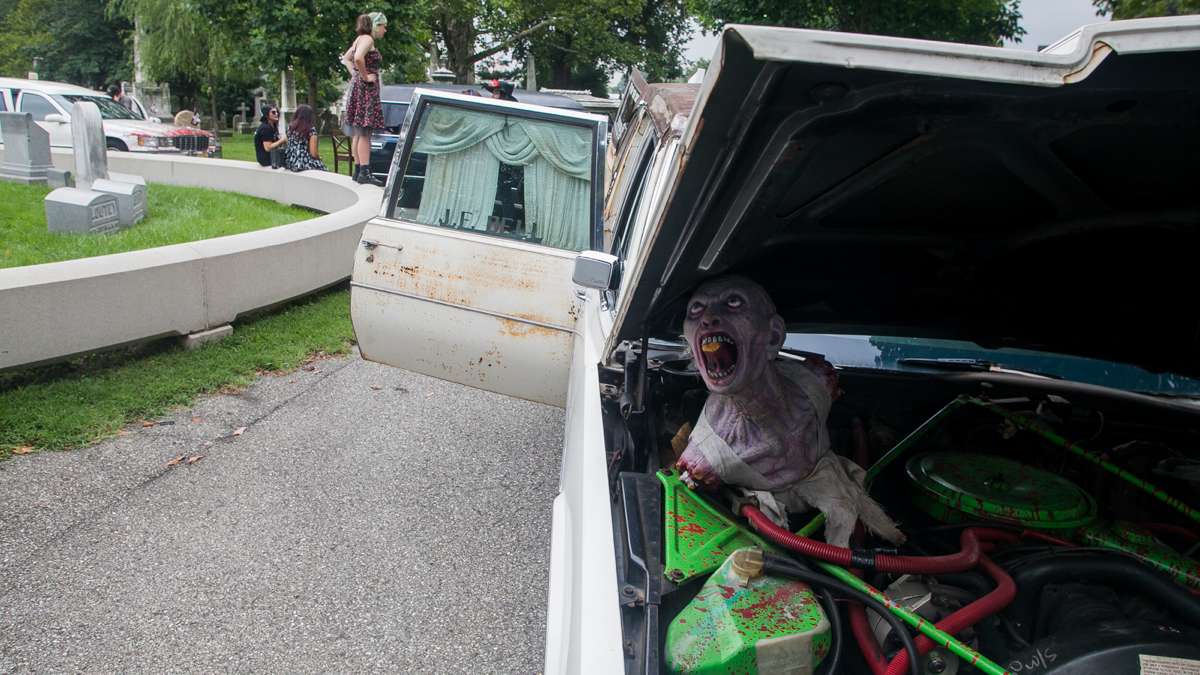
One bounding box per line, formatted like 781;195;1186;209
44;101;148;232
0;112;52;184
44;189;121;233
47;168;73;188
71;102;108;190
92;178;146;226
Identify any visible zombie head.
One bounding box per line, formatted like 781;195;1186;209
683;276;785;395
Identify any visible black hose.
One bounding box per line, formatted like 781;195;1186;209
814;586;842;675
1005;551;1200;643
763;555;921;675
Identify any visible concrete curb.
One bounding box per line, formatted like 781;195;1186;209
0;150;383;370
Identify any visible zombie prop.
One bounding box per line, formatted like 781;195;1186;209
675;276;904;547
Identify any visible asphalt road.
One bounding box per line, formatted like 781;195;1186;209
0;350;564;673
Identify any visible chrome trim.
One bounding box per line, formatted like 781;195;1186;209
350;281;574;332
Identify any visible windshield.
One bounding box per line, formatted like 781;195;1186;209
56;94;141;120
785;334;1200;397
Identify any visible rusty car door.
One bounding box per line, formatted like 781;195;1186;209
350;90;608;407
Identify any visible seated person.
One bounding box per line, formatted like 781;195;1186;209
253;106;286;168
284;104;327;172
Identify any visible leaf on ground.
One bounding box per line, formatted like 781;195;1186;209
12;446;34;455
166;454;185;467
185;454;204;464
370;384;383;390
231;426;247;436
141;420;156;428
191;416;202;424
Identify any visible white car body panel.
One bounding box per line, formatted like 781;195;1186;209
351;220;581;407
544;287;624;674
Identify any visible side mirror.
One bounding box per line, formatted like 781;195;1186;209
43;113;68;124
573;251;620;291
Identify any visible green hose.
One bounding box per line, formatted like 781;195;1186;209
967;397;1200;525
815;560;1012;675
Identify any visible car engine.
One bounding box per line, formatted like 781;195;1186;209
605;350;1200;675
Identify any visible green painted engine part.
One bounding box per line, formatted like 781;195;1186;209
665;548;830;675
1079;522;1200;590
659;469;773;584
907;452;1098;530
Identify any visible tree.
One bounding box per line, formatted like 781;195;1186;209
0;0;131;87
430;0;690;93
199;0;430;108
1093;0;1200;18
690;0;1025;47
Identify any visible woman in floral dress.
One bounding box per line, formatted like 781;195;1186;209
341;12;387;185
284;104;327;172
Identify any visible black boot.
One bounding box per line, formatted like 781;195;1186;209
353;165;368;184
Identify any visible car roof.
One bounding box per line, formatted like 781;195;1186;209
379;82;586;110
0;77;103;96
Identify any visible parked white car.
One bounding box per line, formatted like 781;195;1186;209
0;77;216;155
352;17;1200;675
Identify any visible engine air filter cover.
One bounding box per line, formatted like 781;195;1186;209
907;453;1097;529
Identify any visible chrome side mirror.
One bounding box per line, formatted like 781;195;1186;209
573;251;620;291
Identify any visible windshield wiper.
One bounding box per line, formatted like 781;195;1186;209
896;358;1058;379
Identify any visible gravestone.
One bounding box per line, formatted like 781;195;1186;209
44;101;147;232
0;112;52;184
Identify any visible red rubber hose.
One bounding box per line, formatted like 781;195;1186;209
850;600;888;675
884;554;1015;675
742;505;984;574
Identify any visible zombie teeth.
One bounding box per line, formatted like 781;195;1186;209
707;364;736;380
701;335;734;346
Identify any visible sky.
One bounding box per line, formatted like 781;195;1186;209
681;0;1110;64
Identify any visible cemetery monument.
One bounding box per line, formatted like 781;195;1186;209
44;102;148;233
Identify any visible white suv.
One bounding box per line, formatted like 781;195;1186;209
0;77;216;156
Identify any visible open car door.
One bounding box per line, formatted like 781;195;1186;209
350;90;608;407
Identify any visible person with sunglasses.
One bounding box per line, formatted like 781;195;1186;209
254;105;286;169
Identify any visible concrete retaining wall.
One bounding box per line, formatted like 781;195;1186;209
0;151;382;370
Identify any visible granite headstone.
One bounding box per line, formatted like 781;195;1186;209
44;101;147;232
0;112;52;184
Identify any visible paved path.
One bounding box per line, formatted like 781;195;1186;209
0;351;564;673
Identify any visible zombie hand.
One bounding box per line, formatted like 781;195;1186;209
676;447;721;490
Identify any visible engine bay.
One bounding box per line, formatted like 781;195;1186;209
605;355;1200;675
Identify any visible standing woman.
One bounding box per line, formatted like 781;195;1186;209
284;104;327;172
341;12;387;185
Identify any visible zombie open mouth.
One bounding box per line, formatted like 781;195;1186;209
699;332;738;382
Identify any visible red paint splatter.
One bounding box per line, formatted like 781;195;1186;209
718;585;737;599
679;523;706;535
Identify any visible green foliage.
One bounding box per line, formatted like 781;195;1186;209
197;0;430;106
434;0;690;93
1093;0;1200;18
0;181;314;269
0;0;131;88
690;0;1025;46
0;289;355;455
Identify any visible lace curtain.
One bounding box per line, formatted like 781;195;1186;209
411;105;592;250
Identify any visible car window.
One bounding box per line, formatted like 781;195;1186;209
392;101;595;251
19;93;57;121
611;137;656;267
381;102;408;134
58;94;140;120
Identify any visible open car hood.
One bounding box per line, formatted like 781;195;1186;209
612;17;1200;378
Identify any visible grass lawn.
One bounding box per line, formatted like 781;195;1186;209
0;287;356;458
0;181;315;269
219;133;258;163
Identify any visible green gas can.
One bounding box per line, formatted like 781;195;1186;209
665;548;830;674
